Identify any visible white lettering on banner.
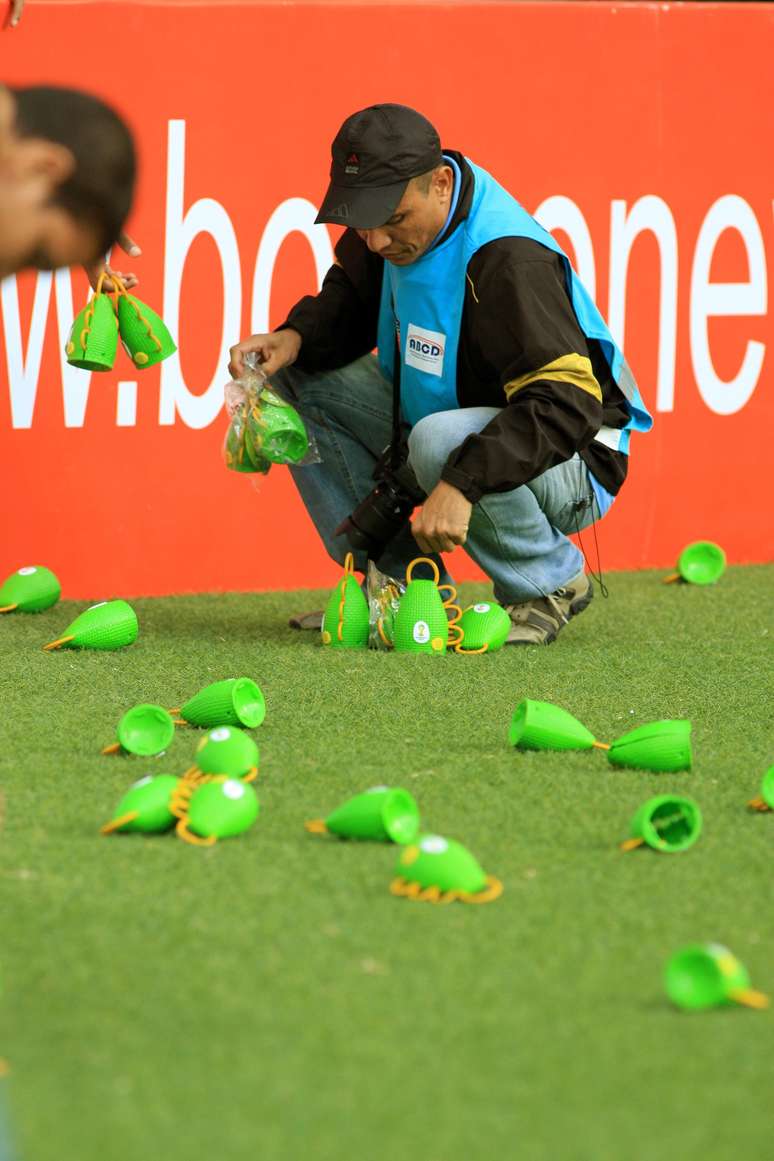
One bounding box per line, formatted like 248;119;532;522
251;199;334;334
1;148;769;429
159;119;242;430
2;271;52;428
690;195;767;415
608;197;678;413
533;195;597;301
1;266;99;429
116;381;138;426
405;324;446;377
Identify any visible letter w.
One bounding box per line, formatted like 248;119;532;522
2;272;52;428
2;269;93;428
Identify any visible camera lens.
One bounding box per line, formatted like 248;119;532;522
336;479;419;561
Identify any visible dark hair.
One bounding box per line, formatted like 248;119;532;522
411;167;439;196
10;85;136;257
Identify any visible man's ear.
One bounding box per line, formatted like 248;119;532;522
434;164;454;203
13;138;75;187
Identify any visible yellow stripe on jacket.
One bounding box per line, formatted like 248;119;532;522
504;353;602;403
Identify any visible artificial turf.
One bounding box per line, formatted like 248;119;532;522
1;564;773;1161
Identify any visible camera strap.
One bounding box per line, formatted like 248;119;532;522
390;336;403;470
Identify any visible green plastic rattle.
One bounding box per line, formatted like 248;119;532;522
665;943;768;1011
454;602;511;654
169;678;266;729
393;557;463;655
224;420;260;473
747;765;774;812
65;273;119;371
42;599;138;651
607;719;692;773
663;541;726;586
176;778;259;846
391;834;503;904
100;774;180;835
111;273;177;370
305;786;420;844
620;795;703;853
246;395;309;465
183;726;259;782
509;699;609;752
321;553;370;649
102;704;178;757
0;566;60;614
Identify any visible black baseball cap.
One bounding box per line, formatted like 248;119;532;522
315;104;442;230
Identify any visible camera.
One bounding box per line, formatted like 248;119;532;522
335;443;426;561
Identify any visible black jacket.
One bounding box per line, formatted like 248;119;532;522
282;152;630;503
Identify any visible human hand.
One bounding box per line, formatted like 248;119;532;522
85;232;142;292
228;329;302;380
411;481;472;554
4;0;24;28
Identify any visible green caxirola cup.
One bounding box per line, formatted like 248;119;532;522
393;557;463;655
102;705;177;757
665;943;769;1011
663;541;727;586
246;396;309;465
100;774;180;835
185;726;259;782
42;599;138;652
508;699;608;752
391;834;503;904
177;778;259;846
224;422;256;473
454;602;511;654
305;786;420;844
170;678;266;729
0;566;61;614
747;765;774;812
620;795;703;853
65;285;118;371
321;553;369;649
116;289;177;370
607;719;692;773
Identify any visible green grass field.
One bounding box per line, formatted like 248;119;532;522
2;565;773;1161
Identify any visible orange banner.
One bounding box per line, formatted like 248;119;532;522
1;2;772;597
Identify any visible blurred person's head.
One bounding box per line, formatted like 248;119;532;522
0;85;136;279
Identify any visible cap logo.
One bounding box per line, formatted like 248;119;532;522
344;152;360;175
329;202;350;219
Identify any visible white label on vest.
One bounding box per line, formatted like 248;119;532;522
405;324;446;378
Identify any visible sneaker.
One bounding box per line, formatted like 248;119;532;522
504;571;593;646
288;609;324;630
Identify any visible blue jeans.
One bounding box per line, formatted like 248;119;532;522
273;354;609;603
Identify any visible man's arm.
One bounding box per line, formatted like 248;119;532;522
441;244;606;503
413;242;609;553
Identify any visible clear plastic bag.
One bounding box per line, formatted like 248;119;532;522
366;560;405;650
223;354;319;479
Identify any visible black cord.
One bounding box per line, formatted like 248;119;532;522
573;497;609;599
390;335;402;471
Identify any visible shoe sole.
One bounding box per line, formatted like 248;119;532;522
288;611;324;631
568;586;593;619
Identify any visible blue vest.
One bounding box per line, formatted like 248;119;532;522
377;157;652;455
